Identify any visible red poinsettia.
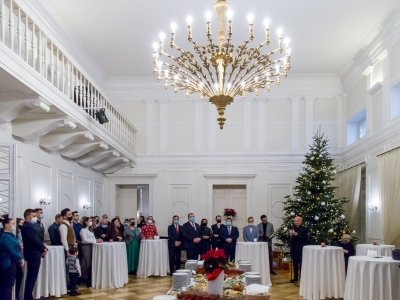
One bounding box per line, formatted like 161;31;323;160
223;208;237;217
201;249;229;280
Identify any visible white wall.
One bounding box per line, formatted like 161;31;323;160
0;123;105;241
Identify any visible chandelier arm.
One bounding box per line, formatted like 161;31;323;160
191;41;216;84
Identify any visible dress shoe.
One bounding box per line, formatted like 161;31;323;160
290;278;298;283
69;291;81;296
270;270;277;275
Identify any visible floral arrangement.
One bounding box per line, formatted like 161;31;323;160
201;249;229;281
223;208;237;217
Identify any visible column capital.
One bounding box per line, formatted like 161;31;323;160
304;97;316;102
143;99;156;104
290;97;302;102
157;99;169;104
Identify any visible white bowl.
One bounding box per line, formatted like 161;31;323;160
154;236;160;240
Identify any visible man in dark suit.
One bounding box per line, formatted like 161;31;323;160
182;213;201;260
219;217;239;262
34;208;45;242
168;215;183;274
289;216;308;283
211;215;226;250
21;209;47;300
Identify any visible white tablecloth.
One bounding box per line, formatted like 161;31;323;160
356;244;395;256
300;246;345;300
235;242;271;286
137;239;169;278
20;246;67;299
344;256;400;300
92;242;129;289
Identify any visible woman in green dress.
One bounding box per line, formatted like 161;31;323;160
124;218;141;275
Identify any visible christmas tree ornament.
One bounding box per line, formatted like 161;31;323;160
333;232;337;236
307;191;312;196
314;216;319;221
340;214;345;219
328;229;333;233
333;170;337;174
321;202;326;206
290;212;295;216
317;186;320;190
322;180;326;184
315;170;320;175
284;227;287;231
316;197;321;201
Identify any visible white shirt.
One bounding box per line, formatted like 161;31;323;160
60;220;75;251
80;228;97;244
249;226;253;234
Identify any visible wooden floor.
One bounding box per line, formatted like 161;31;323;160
49;270;340;300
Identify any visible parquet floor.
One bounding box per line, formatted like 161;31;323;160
48;270;341;300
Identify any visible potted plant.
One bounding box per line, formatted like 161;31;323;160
201;249;229;295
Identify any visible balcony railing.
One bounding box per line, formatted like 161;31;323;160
0;0;136;152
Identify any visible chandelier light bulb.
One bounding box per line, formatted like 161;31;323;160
215;83;219;90
206;11;212;21
199;82;204;88
153;42;159;51
284;38;289;47
186;16;193;25
157;61;163;69
263;19;270;28
277;28;283;37
275;65;280;73
247;14;254;24
227;82;232;89
254;76;259;82
171;22;177;33
164;70;169;77
241;81;246;87
227;10;233;20
174;74;179;80
159;32;166;42
287;48;291;55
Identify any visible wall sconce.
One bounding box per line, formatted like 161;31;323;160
369;203;378;211
83;203;91;209
39;197;51;205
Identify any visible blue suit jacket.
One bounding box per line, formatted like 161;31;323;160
182;222;201;249
21;222;46;261
219;226;239;250
243;225;259;242
168;224;183;248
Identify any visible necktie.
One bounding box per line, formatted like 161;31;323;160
175;225;179;233
228;227;231;235
192;223;196;230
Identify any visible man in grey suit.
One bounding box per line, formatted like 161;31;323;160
243;217;259;242
257;214;276;275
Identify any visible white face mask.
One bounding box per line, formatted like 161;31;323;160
88;222;93;227
31;217;38;224
148;220;153;224
248;223;254;226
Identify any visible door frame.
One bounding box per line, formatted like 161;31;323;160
204;174;256;222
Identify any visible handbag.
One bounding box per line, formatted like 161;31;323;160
392;249;400;261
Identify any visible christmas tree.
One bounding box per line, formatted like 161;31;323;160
275;133;356;255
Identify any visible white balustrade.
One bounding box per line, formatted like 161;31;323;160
0;0;136;152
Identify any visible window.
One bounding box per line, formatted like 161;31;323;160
390;81;400;119
347;109;366;146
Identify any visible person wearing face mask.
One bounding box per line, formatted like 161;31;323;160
0;216;25;300
95;219;110;241
15;218;24;300
80;217;102;288
59;208;76;256
182;213;201;260
138;216;146;229
219;218;239;262
211;215;226;250
338;234;354;275
141;216;159;239
124;218;141;275
21;209;47;300
243;217;259;242
199;218;212;255
34;208;45;243
167;215;183;274
124;218;129;227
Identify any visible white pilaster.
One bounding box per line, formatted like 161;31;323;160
380;50;390;127
243;98;252;152
290;97;301;153
257;98;267;152
208;105;217;153
305;97;315;148
335;94;346;152
144;99;155;155
157;99;169;154
363;67;373;136
193;99;203;153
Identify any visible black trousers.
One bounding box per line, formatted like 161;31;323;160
0;262;17;300
291;249;302;280
224;248;236;262
16;264;24;299
185;248;199;260
69;273;79;295
268;245;273;272
24;255;42;300
169;247;182;273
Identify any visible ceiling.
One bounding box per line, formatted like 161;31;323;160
40;0;397;79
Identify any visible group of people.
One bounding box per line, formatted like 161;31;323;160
167;213;277;276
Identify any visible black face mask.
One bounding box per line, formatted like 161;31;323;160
18;225;23;230
68;217;73;221
130;222;136;226
202;223;207;227
216;220;221;223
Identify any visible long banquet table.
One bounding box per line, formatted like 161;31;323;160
137;239;169;278
300;245;345;300
356;243;395;256
235;242;271;286
92;242;129;289
344;256;400;300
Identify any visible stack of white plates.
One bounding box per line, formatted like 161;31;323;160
244;271;260;276
176;269;192;286
185;260;198;271
153;296;175;300
172;273;188;290
245;274;262;286
239;263;252;272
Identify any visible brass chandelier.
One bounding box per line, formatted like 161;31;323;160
152;0;291;129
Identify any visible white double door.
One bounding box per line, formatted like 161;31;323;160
212;186;246;242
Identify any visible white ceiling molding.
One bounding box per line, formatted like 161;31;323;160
78;150;120;166
203;174;256;179
39;131;94;151
61;142;109;159
12;117;76;140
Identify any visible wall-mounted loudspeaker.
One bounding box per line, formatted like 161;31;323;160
95;108;109;124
